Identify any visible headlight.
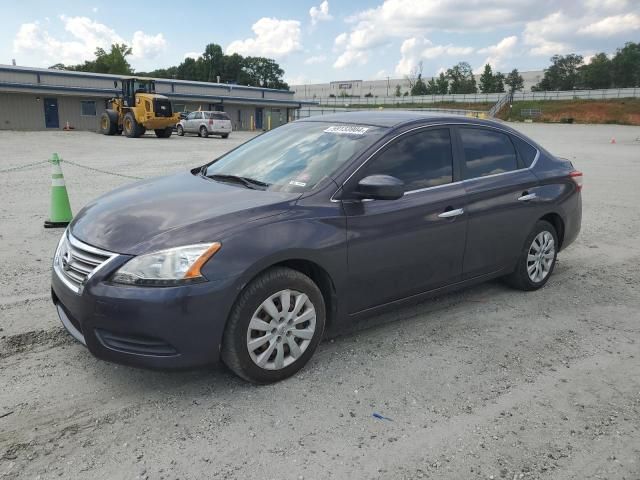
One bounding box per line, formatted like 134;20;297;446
111;243;221;286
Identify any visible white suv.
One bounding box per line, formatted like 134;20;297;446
177;111;232;138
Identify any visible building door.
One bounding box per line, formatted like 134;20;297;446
255;108;263;129
44;98;59;129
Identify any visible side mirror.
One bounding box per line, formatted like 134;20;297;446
356;175;405;200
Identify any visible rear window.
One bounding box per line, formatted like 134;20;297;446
459;127;518;179
205;112;230;120
511;135;538;167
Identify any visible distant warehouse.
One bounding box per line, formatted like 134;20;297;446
0;65;312;131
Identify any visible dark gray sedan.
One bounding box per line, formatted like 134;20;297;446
52;112;582;383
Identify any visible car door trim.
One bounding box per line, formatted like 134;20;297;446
331;122;540;202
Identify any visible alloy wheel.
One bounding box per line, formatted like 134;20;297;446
246;289;316;371
527;231;555;282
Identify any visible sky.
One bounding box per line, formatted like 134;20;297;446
3;0;640;85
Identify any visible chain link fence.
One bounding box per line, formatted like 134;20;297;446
0;158;143;180
298;87;640;108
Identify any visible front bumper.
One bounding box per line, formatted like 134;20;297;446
52;250;240;369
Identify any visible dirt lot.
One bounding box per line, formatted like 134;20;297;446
1;124;639;479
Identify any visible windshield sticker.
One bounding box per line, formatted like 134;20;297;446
289;180;307;187
324;125;369;135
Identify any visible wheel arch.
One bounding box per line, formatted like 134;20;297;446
231;257;338;332
539;212;565;250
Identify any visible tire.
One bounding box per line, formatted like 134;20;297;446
154;127;172;138
199;126;209;138
176;125;184;136
221;267;326;384
504;220;558;291
221;133;229;139
123;112;144;138
100;110;118;135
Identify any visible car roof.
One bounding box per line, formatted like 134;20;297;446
296;110;506;129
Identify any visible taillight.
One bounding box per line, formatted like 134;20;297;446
569;170;583;191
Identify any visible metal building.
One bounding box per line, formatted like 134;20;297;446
0;65;310;131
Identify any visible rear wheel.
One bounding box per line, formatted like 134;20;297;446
176;124;184;136
221;133;229;139
123;112;144;138
221;267;325;383
154;127;172;138
100;110;118;135
504;220;558;291
199;126;209;138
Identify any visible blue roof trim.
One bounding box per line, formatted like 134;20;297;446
0;65;294;94
163;91;316;106
0;81;118;96
0;81;316;106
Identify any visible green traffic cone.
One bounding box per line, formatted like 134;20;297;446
44;153;73;228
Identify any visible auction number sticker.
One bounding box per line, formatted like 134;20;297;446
324;125;369;135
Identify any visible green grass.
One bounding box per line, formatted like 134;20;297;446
498;98;640;125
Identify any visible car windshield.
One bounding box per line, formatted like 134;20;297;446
204;122;386;192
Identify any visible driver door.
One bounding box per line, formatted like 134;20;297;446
342;127;468;313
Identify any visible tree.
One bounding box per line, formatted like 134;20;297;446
405;61;423;90
435;72;449;94
580;53;612;89
242;56;288;89
54;43;133;75
494;72;505;93
534;54;584;91
505;69;524;94
447;62;476;94
611;42;640;88
411;74;428;95
479;64;495;94
394;84;402;97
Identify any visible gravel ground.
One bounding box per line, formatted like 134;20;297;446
0;124;639;480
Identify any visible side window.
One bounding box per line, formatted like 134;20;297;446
194;112;203;120
186;112;196;120
362;128;454;192
459;128;518;179
511;135;538;167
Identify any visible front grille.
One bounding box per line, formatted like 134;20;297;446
153;99;173;117
95;329;179;356
54;232;116;294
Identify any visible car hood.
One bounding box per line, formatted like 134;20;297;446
70;171;300;254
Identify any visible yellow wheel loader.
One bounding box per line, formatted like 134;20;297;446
100;77;180;138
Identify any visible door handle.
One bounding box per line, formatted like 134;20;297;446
518;192;537;201
438;208;464;219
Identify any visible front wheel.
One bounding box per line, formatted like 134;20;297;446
123;112;144;138
221;267;325;383
176;125;184;136
504;220;558;291
154;127;172;138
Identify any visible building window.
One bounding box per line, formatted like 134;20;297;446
80;101;96;116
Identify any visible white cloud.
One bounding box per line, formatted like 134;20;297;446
578;13;640;36
183;51;201;59
12;16;166;65
334;49;368;69
304;55;327;65
394;36;474;76
226;17;302;58
130;31;166;59
309;1;332;26
477;35;518;71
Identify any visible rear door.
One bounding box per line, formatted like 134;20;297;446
344;126;468;313
456;126;540;279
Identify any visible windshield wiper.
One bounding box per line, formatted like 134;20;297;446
206;173;269;190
